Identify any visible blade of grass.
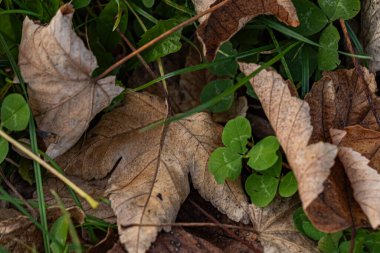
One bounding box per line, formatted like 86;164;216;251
259;17;371;60
0;33;50;253
141;41;300;131
301;46;310;97
130;43;278;92
0;9;40;17
267;27;293;83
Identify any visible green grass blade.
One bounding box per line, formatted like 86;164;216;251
0;33;51;253
0;9;40;17
130;43;278;92
142;42;300;131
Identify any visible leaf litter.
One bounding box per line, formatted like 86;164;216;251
1;1;380;253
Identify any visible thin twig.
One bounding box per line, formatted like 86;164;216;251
122;222;257;232
339;19;380;128
117;29;157;80
94;0;230;81
189;199;262;253
0;130;98;208
0;170;37;217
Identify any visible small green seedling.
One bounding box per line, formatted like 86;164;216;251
0;93;30;164
208;116;298;207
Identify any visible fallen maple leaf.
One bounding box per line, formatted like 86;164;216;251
248;197;318;253
239;63;338;210
195;0;300;61
58;92;248;252
17;4;123;158
0;206;84;253
330;126;380;229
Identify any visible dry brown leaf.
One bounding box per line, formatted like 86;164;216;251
239;62;338;210
58;92;248;253
149;227;223;253
330;126;380;229
362;0;380;72
17;4;123;158
196;0;299;61
305;67;379;143
302;67;380;232
0;206;84;253
248;197;318;253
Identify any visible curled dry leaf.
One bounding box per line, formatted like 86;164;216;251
58;92;248;253
196;0;299;61
17;4;123;158
239;62;338;210
0;206;84;253
304;67;380;232
330;126;380;229
248;197;318;253
362;0;380;72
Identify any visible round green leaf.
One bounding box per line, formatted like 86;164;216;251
72;0;91;9
318;232;343;253
293;207;326;240
318;24;340;70
143;0;155;8
208;147;242;184
1;94;30;131
209;42;238;78
200;79;234;113
291;0;328;36
222;116;251;154
245;173;279;207
247;136;280;171
0;137;9;164
50;215;69;253
279;171;298;197
318;0;360;21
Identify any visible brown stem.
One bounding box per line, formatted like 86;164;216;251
122;222;256;232
339;19;380;128
94;0;230;81
0;170;37;217
117;29;157;80
189;199;262;253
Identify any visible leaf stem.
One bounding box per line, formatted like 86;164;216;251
94;0;230;81
0;129;99;208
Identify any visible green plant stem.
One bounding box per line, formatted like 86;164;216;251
0;129;99;208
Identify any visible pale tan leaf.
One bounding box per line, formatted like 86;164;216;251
330;127;380;229
17;4;123;158
196;0;299;60
191;0;216;22
58;92;248;252
239;63;338;210
248;197;318;253
0;207;84;253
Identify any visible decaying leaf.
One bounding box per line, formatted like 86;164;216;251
248;197;318;253
0;206;84;253
239;62;338;210
58;92;248;253
362;0;380;72
303;67;380;232
196;0;299;60
17;4;123;158
149;227;223;253
330;126;380;229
